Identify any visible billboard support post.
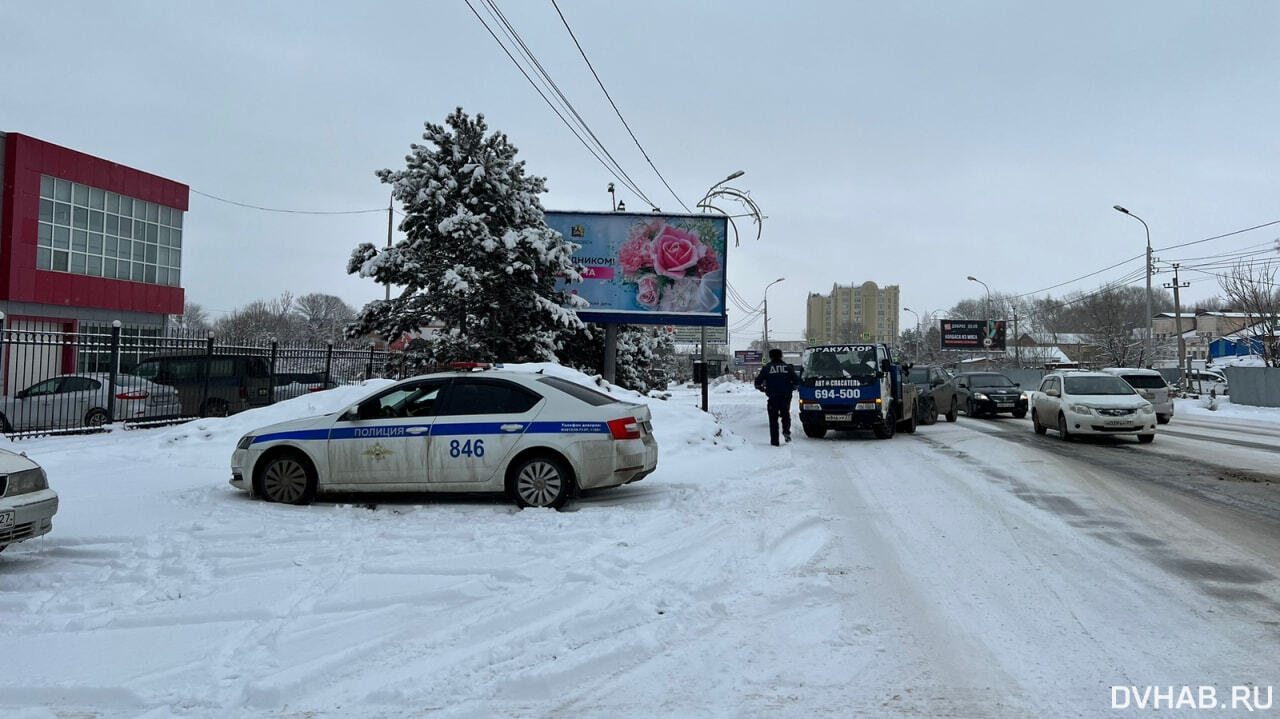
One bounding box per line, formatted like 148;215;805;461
700;326;708;412
603;324;618;384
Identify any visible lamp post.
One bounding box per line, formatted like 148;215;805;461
1114;205;1152;365
903;307;920;361
967;276;991;320
763;277;785;351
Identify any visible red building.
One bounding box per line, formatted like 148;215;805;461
1;132;188;387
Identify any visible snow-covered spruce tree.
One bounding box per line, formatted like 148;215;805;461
558;324;674;393
346;108;585;363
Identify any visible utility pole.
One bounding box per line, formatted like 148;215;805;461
1165;264;1190;389
385;192;394;301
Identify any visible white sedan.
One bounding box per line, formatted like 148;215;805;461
1;448;58;553
231;368;658;508
1030;371;1157;443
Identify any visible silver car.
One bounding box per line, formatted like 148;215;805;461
0;448;57;553
1100;368;1174;424
0;373;182;432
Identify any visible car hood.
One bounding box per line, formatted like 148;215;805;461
1068;394;1149;409
0;448;41;473
972;384;1021;393
245;414;335;438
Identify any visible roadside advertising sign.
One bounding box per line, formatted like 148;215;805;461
940;319;1007;350
734;350;763;366
545;211;729;326
670;326;728;345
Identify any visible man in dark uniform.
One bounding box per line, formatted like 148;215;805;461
754;348;799;446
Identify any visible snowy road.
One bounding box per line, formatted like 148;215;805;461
2;375;1278;717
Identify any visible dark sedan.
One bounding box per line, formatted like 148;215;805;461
934;371;1027;421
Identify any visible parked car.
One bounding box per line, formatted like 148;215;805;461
231;368;658;509
272;371;341;402
1185;368;1228;396
0;373;181;433
1100;367;1174;424
933;371;1028;421
905;365;950;425
133;353;272;417
1030;370;1156;443
0;448;58;553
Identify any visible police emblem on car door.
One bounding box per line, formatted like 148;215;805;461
327;379;446;485
428;379;544;484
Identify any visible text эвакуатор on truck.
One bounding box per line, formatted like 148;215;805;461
797;343;919;439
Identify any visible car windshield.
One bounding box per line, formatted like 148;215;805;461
1064;376;1136;395
803;347;878;379
1119;374;1167;389
968;374;1014;387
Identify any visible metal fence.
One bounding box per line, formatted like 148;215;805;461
0;324;434;438
1224;366;1280;408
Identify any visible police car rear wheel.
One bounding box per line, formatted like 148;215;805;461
260;452;317;505
510;456;571;509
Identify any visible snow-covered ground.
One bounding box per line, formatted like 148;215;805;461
2;366;1279;717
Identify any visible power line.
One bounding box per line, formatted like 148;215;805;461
551;0;691;213
466;0;659;210
191;189;386;215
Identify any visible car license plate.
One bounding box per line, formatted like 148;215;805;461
0;510;13;530
642;420;652;433
1104;419;1127;426
997;402;1013;408
826;413;852;422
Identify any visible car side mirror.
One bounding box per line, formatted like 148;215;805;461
1047;389;1060;398
880;359;892;372
1015;382;1021;388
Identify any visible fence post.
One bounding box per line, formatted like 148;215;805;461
399;353;407;379
323;343;334;387
0;311;6;407
268;340;279;404
366;344;375;380
107;320;122;421
202;335;214;414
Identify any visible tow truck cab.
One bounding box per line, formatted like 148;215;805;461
797;343;918;439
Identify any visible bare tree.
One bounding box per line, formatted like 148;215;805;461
1218;259;1280;366
1074;285;1147;367
294;293;356;344
169;301;211;336
213;292;302;344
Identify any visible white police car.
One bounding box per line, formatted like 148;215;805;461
230;368;658;508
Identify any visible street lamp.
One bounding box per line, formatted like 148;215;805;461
697;170;763;245
903;306;920;360
763;277;785;351
966;276;991;320
1114;205;1153;365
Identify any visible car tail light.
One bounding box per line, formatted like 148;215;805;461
115;390;150;400
607;417;641;440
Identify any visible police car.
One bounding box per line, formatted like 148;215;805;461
230;367;658;508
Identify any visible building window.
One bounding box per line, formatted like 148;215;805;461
36;175;183;287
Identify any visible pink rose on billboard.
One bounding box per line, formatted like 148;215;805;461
618;236;654;276
635;275;660;308
652;226;706;280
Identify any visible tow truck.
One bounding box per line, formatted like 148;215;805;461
796;343;919;439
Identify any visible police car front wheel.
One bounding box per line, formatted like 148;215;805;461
259;451;317;505
508;455;572;509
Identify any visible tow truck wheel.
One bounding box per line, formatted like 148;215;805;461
945;398;958;423
899;401;918;434
873;407;896;439
802;423;827;439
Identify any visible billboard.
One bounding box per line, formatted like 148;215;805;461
734;350;763;366
940;319;1007;350
545;211;728;326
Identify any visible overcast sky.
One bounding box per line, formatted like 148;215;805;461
5;1;1278;350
